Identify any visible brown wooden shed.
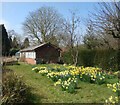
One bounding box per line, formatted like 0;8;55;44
20;42;61;64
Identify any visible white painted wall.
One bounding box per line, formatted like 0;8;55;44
20;52;21;57
24;52;36;59
20;52;25;57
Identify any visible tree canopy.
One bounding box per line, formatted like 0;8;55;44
1;24;11;56
23;6;64;45
22;37;30;48
83;1;120;50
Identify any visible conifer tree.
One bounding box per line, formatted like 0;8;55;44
12;37;18;48
1;24;11;56
23;37;30;48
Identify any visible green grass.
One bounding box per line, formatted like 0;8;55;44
6;63;118;103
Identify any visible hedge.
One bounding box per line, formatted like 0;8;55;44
62;49;119;71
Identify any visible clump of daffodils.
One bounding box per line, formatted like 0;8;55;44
54;77;78;93
32;66;38;71
73;67;105;84
114;71;120;75
39;69;48;76
105;82;120;104
32;65;119;93
32;66;40;72
47;70;70;81
107;82;120;94
105;96;119;104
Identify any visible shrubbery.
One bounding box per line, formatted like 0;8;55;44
62;49;119;71
9;48;20;56
2;67;30;104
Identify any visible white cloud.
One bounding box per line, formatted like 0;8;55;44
0;19;10;30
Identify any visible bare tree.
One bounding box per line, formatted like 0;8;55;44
83;19;118;49
83;23;101;49
23;6;64;44
56;32;71;48
85;1;120;49
63;11;81;66
7;30;23;49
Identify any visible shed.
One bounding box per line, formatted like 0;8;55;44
15;51;20;58
20;42;61;64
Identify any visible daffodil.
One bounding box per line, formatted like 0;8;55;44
112;89;116;92
105;99;108;103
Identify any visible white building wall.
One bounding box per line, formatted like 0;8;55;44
20;52;25;57
24;52;36;59
20;52;21;57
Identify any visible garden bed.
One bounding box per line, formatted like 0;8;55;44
6;64;119;103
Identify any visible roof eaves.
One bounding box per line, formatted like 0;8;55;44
20;42;61;52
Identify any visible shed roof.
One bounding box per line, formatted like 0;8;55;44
20;42;61;52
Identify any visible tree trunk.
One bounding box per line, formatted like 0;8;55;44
74;41;79;67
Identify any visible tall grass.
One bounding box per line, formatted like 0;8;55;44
2;67;30;104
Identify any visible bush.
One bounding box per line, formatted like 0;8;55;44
94;49;118;71
62;49;119;71
78;49;96;67
9;48;20;56
2;71;29;104
62;51;73;64
2;66;13;74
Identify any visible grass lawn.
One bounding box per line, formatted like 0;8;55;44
6;63;118;103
